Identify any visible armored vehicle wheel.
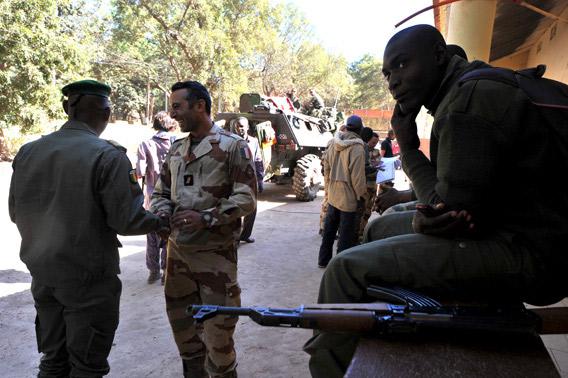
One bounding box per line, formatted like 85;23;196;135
293;154;323;202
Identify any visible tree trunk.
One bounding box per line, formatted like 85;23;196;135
0;128;13;162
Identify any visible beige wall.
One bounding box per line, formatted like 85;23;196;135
490;7;568;84
490;50;530;71
446;0;497;62
526;7;568;83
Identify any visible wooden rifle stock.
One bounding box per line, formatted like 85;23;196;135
190;303;568;336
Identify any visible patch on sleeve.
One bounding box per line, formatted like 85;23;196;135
129;169;138;184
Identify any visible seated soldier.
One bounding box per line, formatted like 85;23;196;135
304;24;568;378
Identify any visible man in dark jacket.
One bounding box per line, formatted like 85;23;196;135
9;80;167;377
304;25;568;378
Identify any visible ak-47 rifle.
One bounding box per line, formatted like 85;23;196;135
189;286;568;336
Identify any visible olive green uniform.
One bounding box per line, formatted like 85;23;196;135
9;120;160;377
151;124;257;377
304;57;568;377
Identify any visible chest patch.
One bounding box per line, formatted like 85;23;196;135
184;174;194;186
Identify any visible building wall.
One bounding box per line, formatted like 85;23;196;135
490;7;568;84
525;7;568;84
490;50;530;71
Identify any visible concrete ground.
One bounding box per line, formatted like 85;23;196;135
2;123;568;377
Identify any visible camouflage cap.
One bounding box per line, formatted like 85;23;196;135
61;80;111;98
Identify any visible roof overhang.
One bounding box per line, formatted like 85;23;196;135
434;0;568;61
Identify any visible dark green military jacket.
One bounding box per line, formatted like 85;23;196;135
9;120;160;287
402;56;568;281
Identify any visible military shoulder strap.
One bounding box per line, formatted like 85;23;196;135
459;65;568;161
105;139;127;153
459;64;568;110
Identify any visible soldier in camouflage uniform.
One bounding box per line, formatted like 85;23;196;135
318;148;329;235
151;81;257;378
358;129;380;239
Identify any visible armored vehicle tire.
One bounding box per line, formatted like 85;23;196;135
293;154;323;202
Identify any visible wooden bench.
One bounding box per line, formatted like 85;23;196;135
345;330;559;377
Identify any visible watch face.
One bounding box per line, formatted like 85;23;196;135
202;212;213;225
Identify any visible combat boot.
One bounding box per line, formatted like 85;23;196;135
217;370;238;378
182;356;208;378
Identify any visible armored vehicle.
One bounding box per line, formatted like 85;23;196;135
215;93;339;201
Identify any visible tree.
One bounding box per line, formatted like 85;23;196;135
106;0;353;115
0;0;99;159
243;3;353;107
106;0;275;115
348;54;394;110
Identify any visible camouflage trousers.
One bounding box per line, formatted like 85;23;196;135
358;184;377;239
165;240;241;377
319;190;329;234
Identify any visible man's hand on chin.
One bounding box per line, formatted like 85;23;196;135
390;103;420;151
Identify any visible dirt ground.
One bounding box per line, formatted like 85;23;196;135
0;123;331;377
0;177;326;378
6;123;565;377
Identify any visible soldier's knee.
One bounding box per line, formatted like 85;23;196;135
364;211;415;242
325;246;364;279
363;216;389;242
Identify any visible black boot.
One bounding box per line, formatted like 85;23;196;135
182;357;208;378
218;370;238;378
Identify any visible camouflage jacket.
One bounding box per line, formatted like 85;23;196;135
151;123;257;248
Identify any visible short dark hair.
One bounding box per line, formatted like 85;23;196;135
372;132;379;138
171;81;212;115
153;111;176;131
361;127;374;143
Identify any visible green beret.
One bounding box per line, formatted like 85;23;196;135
61;80;111;98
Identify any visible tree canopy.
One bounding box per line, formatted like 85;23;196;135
349;54;394;110
0;0;394;157
0;0;98;132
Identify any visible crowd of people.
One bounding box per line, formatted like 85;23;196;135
8;23;568;378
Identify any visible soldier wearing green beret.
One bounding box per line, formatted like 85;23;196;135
9;79;169;377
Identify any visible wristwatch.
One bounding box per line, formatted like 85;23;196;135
201;211;214;228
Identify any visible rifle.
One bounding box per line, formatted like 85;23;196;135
189;286;568;336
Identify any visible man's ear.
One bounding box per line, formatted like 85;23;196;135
62;99;69;115
434;42;448;66
103;107;111;122
196;99;206;114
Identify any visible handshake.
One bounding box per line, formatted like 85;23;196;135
154;208;212;240
156;212;171;240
